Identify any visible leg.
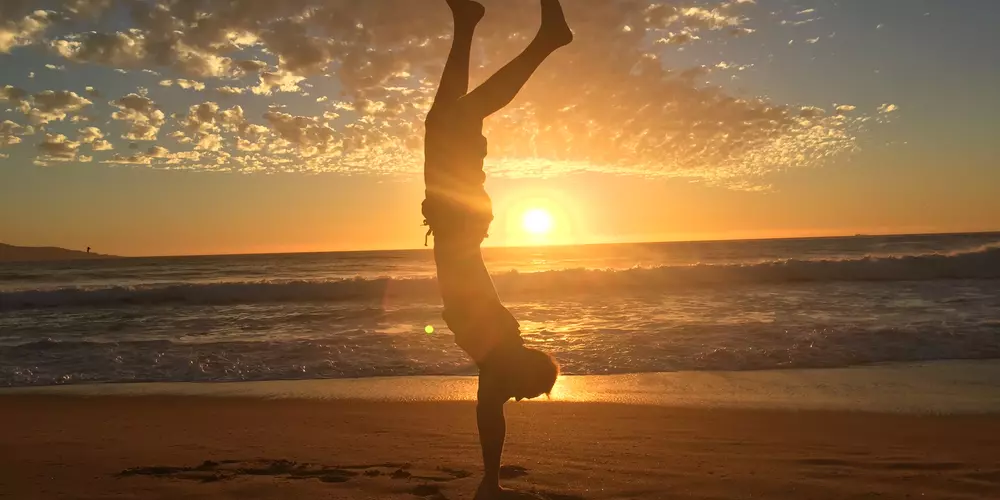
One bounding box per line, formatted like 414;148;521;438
432;0;486;109
460;0;573;119
475;375;509;499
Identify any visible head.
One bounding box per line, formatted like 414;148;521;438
507;347;560;401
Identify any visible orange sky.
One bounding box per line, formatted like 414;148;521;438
1;1;999;256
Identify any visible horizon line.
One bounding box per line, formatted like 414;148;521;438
13;229;997;260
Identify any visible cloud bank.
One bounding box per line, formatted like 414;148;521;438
0;0;894;186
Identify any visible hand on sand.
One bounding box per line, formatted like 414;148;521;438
475;481;552;500
474;481;506;500
539;0;574;50
447;0;486;27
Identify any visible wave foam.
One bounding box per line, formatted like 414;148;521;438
3;245;998;310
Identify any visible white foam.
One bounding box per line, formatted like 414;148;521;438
3;245;998;310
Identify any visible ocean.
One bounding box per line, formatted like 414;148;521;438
1;233;999;388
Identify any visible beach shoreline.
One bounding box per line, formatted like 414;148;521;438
3;395;999;499
5;360;1000;414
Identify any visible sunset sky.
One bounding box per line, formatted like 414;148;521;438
1;0;997;256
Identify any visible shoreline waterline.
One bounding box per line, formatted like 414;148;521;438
4;359;998;414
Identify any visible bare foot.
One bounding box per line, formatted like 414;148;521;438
447;0;486;27
538;0;574;49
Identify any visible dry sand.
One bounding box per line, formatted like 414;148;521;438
2;395;999;500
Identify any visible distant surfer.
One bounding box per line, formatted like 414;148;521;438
422;0;572;497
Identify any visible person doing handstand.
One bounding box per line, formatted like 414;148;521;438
422;0;573;497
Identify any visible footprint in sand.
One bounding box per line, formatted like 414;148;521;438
499;464;530;479
118;459;582;499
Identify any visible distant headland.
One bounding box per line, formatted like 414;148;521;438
0;243;117;262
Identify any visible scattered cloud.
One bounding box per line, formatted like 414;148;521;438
264;108;340;157
28;90;94;124
0;0;883;184
111;93;165;141
37;133;81;161
1;120;33;146
251;71;306;95
146;145;170;158
159;79;207;91
1;85;31;114
78;126;114;151
658;31;701;45
217;86;247;96
799;106;826;118
0;9;51;53
103;152;152;165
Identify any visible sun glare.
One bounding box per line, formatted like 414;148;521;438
522;208;554;235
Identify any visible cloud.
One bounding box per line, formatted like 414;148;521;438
1;119;33;146
52;30;148;67
782;18;819;27
77;126;114;151
216;86;247;96
103;152;152;165
51;28;235;78
799;106;826;118
37;133;81;161
235;60;268;73
77;126;104;143
680;7;743;30
251;71;306;95
146;145;170;158
658;31;701;45
835;104;857;114
0;0;879;183
0;9;51;53
878;103;899;114
264;108;340;157
159;79;207;91
2;85;31;113
59;0;115;17
111;93;165;140
29;90;94;124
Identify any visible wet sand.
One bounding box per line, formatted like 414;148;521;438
2;395;999;499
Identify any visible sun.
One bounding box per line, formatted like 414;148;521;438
522;208;554;235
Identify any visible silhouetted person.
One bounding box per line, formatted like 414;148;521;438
422;0;572;497
86;247;91;254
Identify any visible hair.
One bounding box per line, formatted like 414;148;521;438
510;347;560;401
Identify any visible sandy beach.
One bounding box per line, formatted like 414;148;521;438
3;373;1000;500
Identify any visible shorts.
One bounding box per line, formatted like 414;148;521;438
421;197;492;244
